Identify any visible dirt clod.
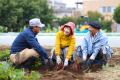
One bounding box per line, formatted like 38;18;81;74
41;70;94;80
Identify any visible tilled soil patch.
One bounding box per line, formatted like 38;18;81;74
41;70;94;80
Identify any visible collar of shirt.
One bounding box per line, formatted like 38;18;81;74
91;32;99;42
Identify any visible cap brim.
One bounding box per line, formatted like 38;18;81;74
38;23;45;28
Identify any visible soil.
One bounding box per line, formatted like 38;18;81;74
0;45;120;80
108;55;120;67
40;47;120;80
41;70;94;80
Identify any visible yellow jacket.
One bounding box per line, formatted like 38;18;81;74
55;31;75;60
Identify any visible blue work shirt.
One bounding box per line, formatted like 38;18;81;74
10;28;48;59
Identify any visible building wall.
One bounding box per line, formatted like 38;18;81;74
83;0;120;19
48;0;75;18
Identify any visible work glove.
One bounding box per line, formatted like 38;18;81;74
83;53;87;61
64;58;68;67
56;56;61;65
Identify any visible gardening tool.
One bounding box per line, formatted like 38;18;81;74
81;61;90;72
81;59;94;72
56;61;64;70
72;60;80;72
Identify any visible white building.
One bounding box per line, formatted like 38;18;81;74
48;0;75;18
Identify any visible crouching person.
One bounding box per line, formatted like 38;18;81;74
77;21;113;71
10;18;49;70
50;22;75;69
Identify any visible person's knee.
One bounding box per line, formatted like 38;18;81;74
23;49;39;58
10;54;16;64
64;47;68;52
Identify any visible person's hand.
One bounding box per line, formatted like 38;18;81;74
83;53;87;61
56;56;61;65
83;57;87;61
64;58;68;67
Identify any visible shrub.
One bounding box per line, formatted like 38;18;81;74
113;5;120;24
88;11;103;21
0;62;41;80
100;20;112;32
0;49;10;61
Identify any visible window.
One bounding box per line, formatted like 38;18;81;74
107;6;111;12
99;6;115;13
102;6;106;13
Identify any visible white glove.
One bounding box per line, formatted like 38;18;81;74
90;54;95;60
64;58;68;67
83;53;87;61
56;56;61;64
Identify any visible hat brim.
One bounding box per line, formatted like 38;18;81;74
38;23;45;28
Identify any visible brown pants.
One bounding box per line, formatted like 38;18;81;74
10;48;39;64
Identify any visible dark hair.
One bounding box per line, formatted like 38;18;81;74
88;21;101;29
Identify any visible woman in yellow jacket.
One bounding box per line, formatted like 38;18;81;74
51;22;75;68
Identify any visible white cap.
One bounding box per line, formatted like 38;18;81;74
29;18;45;28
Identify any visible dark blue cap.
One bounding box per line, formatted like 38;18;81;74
88;21;101;29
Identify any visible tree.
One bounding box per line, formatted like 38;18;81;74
87;11;103;21
75;16;89;25
0;0;54;32
58;16;75;26
100;20;112;32
87;11;112;32
113;5;120;24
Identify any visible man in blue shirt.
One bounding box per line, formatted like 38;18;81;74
10;18;49;69
77;21;113;71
